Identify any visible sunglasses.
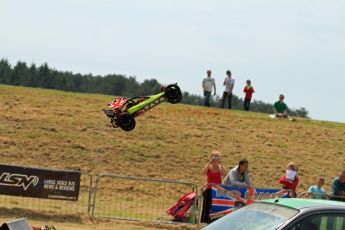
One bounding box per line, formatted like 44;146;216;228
212;156;220;160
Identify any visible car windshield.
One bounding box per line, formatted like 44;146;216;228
203;202;298;230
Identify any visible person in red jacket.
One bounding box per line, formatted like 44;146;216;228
279;162;299;198
243;80;255;111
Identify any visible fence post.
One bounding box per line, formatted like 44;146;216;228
91;174;103;218
192;184;199;225
86;174;93;216
198;186;204;225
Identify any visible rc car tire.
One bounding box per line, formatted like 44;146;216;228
164;84;182;104
118;113;136;131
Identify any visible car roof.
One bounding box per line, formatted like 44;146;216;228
258;198;345;210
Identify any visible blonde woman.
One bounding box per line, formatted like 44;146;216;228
201;151;227;223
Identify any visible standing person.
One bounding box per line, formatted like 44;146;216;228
222;159;252;188
308;178;327;199
201;151;227;223
274;94;288;118
220;70;235;109
202;70;216;107
330;170;345;201
243;80;255;111
279;162;299;198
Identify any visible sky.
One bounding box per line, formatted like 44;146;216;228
1;0;345;122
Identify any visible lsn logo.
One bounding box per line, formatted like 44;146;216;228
0;172;39;191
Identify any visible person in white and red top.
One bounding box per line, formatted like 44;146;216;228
243;80;255;111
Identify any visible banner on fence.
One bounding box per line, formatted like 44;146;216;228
210;185;289;219
0;164;81;201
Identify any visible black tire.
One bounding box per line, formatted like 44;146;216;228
118;113;136;131
110;118;119;128
164;84;182;104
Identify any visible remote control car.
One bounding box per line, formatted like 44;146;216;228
104;83;182;131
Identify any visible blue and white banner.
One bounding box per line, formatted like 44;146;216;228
210;185;289;219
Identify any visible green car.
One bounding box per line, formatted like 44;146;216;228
203;198;345;230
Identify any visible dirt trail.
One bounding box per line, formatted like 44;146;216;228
0;217;198;230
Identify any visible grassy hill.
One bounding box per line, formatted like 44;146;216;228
1;84;345;229
1;84;345;192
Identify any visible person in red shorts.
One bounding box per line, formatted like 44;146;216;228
201;151;227;223
243;80;255;111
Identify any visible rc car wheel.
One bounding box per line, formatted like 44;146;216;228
110;118;119;128
118;113;136;131
164;84;182;104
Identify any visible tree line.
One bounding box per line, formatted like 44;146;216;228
0;59;308;117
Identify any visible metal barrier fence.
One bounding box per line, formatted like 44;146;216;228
0;173;93;216
91;174;198;224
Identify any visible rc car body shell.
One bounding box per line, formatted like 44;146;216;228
104;84;182;131
127;92;165;115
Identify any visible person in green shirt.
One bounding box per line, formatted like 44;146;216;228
274;94;288;118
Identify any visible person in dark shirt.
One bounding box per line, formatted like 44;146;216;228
330;170;345;201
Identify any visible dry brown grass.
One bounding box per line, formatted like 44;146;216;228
1;84;345;228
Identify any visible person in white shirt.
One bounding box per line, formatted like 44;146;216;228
221;70;235;109
222;159;252;188
286;169;297;182
202;70;216;107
